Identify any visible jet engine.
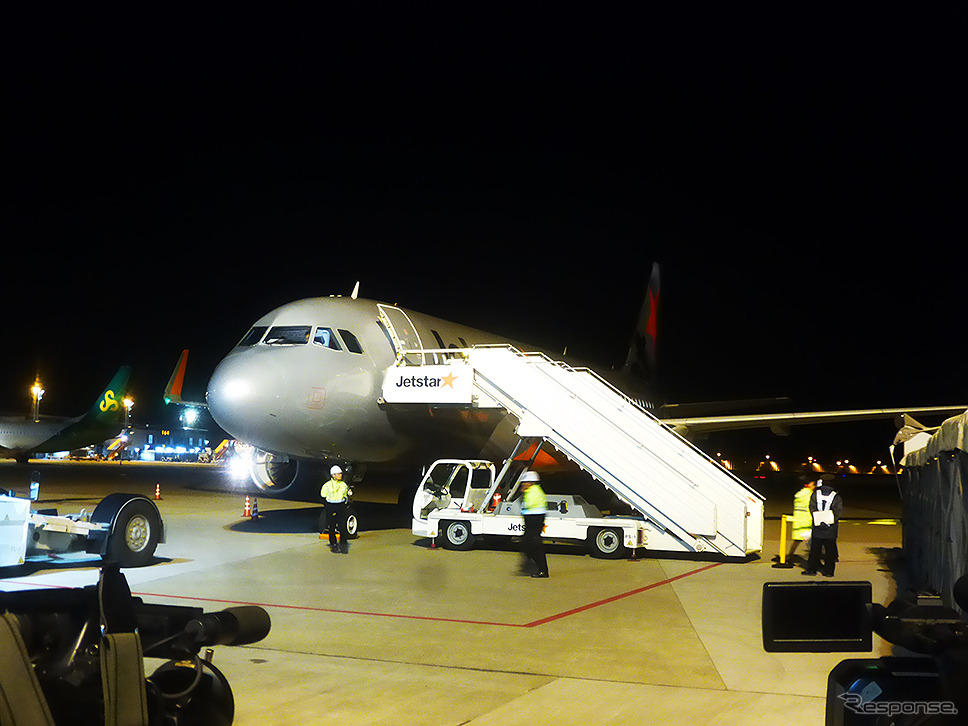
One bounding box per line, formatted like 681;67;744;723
245;449;322;496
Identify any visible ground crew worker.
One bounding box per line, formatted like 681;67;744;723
320;465;350;553
803;476;843;577
519;471;549;578
787;478;816;564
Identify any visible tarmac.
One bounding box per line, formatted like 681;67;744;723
0;461;905;725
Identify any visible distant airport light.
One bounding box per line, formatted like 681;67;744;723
182;407;200;428
30;376;45;422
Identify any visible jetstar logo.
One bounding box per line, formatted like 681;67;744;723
382;364;471;404
396;372;458;389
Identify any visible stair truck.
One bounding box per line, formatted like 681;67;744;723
412;458;689;558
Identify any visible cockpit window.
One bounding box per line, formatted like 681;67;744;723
264;326;311;345
338;329;364;354
313;327;342;350
238;326;268;346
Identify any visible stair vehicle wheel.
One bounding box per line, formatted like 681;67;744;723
589;526;627;559
440;520;475;550
345;508;359;539
106;500;161;567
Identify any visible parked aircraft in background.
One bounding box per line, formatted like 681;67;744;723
171;267;964;496
0;367;131;463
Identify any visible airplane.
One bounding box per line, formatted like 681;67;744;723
0;367;132;464
171;266;965;497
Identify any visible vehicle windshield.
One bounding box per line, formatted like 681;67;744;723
238;326;267;347
338;329;364;354
265;326;311;345
313;327;342;350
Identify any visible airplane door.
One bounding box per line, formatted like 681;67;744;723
377;304;426;364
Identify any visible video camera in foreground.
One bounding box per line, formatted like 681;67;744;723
763;576;968;725
0;564;271;725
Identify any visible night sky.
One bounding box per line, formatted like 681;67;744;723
3;4;964;466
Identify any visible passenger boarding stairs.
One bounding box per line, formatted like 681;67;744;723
382;346;764;557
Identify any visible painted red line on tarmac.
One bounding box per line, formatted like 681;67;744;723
523;561;724;627
133;562;723;629
131;590;523;627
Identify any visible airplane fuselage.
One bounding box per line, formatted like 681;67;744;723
0;416;80;454
206;296;529;467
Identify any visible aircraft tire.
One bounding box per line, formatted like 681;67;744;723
440;520;475;551
588;527;627;559
104;499;161;567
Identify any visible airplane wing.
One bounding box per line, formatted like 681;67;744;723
662;405;968;437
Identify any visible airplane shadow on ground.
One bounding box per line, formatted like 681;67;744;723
228;501;410;535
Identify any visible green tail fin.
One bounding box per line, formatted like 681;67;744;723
86;366;132;422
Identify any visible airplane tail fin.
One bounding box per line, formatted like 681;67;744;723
164;350;189;405
622;263;660;386
86;366;132;422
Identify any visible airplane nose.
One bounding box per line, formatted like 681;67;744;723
207;351;282;446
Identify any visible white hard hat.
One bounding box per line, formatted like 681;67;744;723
330;465;343;476
521;471;540;483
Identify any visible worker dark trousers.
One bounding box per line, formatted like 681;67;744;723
807;537;838;575
323;501;348;552
523;513;548;575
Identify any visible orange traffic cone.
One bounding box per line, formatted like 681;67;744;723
251;498;260;519
154;484;162;501
243;496;252;518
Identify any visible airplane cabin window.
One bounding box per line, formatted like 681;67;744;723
313;327;342;350
265;326;311;345
238;326;268;347
337;329;364;354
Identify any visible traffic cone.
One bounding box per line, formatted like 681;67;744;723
243;496;251;518
251;498;260;519
154;483;162;501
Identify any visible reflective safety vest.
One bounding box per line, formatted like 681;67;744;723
816;490;836;511
320;478;349;503
812;488;839;533
792;487;813;537
522;484;547;515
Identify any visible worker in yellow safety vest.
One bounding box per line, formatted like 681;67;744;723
788;479;817;564
519;471;549;578
320;465;350;553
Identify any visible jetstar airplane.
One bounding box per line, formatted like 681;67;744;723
0;367;131;463
170;267;965;496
